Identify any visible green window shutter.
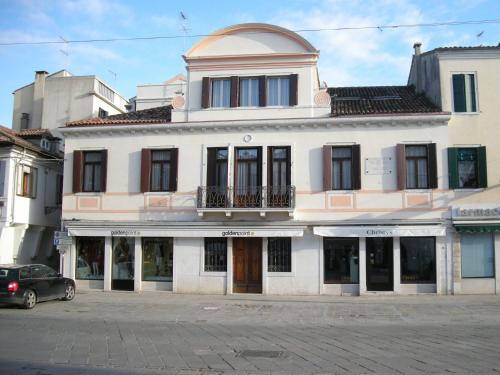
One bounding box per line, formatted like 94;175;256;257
447;148;459;189
477;146;487;188
452;74;466;112
468;74;477;112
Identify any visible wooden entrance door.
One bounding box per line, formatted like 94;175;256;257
233;238;262;293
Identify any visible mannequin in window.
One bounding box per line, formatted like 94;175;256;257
114;237;131;279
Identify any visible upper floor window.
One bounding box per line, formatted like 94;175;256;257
239;78;259;107
323;145;361;191
72;150;107;193
211;78;231;107
98;82;115;103
83;152;104;192
0;160;5;197
396;144;437;190
452;73;477;112
267;77;290;106
17;164;37;199
140;148;178;193
98;108;108;118
448;147;487;189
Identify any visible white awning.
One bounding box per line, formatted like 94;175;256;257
67;226;305;238
313;226;446;237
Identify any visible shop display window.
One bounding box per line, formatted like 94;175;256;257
461;233;494;278
324;238;359;284
142;238;173;281
112;237;135;281
400;237;436;283
76;237;105;280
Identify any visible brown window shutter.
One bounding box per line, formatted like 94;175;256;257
72;151;83;193
230;76;239;107
170;148;178;191
100;150;108;192
267;146;273;187
201;77;210;108
206;148;216;186
285;146;291;186
396;144;406;190
323;145;332;191
289;74;298;106
352;144;361;190
427;143;438;189
258;75;266;107
140;148;152;193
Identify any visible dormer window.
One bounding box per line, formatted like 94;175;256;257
211;78;231;107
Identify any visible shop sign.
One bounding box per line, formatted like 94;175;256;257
221;230;256;237
110;230;141;237
456;207;500;218
314;226;446;237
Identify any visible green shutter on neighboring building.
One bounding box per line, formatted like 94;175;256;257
448;147;459;189
452;74;466;112
477;146;488;188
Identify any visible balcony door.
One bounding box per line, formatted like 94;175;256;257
206;148;228;208
234;147;262;208
268;146;291;207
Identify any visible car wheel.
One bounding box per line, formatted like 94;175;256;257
23;290;37;309
62;284;75;301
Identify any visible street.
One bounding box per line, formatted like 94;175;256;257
1;291;500;374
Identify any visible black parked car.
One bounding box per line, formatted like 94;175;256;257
0;264;75;309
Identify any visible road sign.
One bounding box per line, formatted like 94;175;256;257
54;238;73;246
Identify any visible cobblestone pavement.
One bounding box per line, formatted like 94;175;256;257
1;292;500;375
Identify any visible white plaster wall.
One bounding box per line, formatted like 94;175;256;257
12;84;35;131
266;232;320;295
174;237;226;294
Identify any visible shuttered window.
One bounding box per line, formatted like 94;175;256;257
448;146;487;189
73;150;107;193
452;73;477;112
17;164;37;198
397;144;437;190
239;78;259;106
141;148;178;193
204;238;227;272
323;145;361;191
211;79;231;107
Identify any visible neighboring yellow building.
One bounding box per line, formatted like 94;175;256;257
409;44;500;294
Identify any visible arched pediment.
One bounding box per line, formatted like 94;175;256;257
184;23;318;59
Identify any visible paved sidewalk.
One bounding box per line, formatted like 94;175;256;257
1;291;500;374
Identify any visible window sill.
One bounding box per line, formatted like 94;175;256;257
453;188;485;192
267;271;295;277
75;192;104;196
326;190;355;193
452;112;480;115
199;271;227;277
144;191;174;196
404;189;433;193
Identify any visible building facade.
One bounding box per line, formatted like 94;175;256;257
0;126;62;268
134;74;187;111
59;23;497;296
409;45;500;294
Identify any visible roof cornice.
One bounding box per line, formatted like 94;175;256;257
59;113;451;137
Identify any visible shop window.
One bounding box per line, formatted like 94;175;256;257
268;238;291;272
140;148;178;193
16;164;37;198
323;145;361;191
324;238;359;284
461;233;494;278
204;238;227;272
452;73;477;112
448;147;487;189
76;237;105;280
142;238;173;281
239;78;259;107
72;150;107;193
400;237;436;283
396;143;437;190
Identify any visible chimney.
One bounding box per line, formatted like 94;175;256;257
32;70;48;129
413;42;422;56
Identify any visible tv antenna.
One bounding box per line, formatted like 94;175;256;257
179;11;190;49
108;69;117;82
58;35;69;70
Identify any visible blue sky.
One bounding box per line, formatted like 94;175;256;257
0;0;499;127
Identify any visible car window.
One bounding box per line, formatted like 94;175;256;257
43;265;58;278
0;269;12;278
31;265;57;278
19;267;30;280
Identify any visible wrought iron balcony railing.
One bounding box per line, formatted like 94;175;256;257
197;186;296;210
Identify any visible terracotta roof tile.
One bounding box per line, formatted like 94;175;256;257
67;105;172;127
0;126;58;157
18;128;54;137
328;85;443;117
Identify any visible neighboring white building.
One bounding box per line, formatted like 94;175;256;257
60;23;461;296
134;74;187;111
12;70;129;137
409;44;500;294
0;126;62;269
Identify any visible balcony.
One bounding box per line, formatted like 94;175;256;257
197;186;296;217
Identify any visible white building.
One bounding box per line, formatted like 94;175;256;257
0;126;62;268
60;23;462;296
409;44;500;294
12;70;129;137
134;74;187;111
